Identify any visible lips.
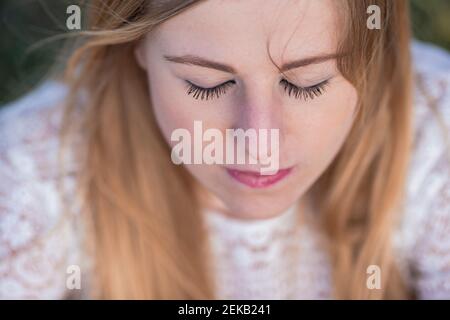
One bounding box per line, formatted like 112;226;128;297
225;167;293;188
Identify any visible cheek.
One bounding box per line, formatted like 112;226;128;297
147;75;196;148
147;73;232;150
292;80;358;170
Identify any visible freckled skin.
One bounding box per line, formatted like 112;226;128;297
136;0;358;220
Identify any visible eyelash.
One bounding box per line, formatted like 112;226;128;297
185;79;329;101
186;80;235;101
280;79;329;101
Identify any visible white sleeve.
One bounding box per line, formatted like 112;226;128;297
408;135;450;299
0;83;83;299
404;41;450;299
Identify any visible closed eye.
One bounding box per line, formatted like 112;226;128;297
185;78;329;101
185;80;236;101
280;79;329;101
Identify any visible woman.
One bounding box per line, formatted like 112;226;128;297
0;0;449;299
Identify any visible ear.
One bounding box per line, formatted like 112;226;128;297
134;39;147;70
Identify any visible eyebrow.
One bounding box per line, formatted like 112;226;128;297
163;53;340;74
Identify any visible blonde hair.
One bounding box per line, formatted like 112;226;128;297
62;0;413;299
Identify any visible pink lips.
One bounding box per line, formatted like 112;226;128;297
226;167;292;188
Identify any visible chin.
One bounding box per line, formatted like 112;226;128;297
219;194;298;221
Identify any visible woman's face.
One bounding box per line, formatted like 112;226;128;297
137;0;358;219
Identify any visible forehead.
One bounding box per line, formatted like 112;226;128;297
148;0;340;70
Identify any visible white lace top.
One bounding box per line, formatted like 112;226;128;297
1;41;449;299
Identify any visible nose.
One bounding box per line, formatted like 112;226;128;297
233;79;283;162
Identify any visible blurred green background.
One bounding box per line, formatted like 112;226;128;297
0;0;449;105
